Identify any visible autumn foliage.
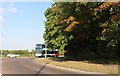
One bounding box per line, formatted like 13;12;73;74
44;2;119;59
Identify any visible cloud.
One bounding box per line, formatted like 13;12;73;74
4;3;16;13
0;2;16;49
0;8;3;32
4;7;16;13
0;16;3;27
0;2;16;27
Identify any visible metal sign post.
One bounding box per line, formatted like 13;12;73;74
45;50;47;58
43;48;49;58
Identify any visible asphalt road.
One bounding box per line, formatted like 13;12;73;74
0;58;116;76
0;59;2;76
2;58;83;74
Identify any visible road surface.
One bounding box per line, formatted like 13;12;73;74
0;59;2;76
0;58;115;76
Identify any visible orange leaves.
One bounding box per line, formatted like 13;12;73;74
64;21;80;32
61;16;79;32
102;29;107;34
111;15;118;21
68;16;75;21
61;16;75;24
64;24;75;32
110;12;120;23
94;1;120;23
100;2;117;10
95;2;119;11
72;21;79;25
51;6;60;12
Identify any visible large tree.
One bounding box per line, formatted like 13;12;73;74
43;2;119;58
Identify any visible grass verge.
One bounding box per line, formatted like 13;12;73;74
34;57;118;74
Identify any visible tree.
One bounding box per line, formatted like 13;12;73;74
95;2;120;58
43;2;119;59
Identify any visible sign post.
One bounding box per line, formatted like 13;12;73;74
43;48;49;58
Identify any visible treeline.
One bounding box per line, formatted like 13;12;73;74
1;50;35;57
43;2;119;59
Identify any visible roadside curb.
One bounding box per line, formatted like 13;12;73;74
34;59;105;74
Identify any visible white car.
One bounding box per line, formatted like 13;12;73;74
35;53;42;58
7;54;20;58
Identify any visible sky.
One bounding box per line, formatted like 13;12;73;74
0;0;115;50
0;2;52;50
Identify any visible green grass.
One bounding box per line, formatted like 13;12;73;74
35;57;119;74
